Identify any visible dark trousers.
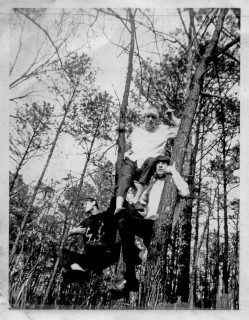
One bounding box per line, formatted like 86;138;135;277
116;204;154;284
57;242;121;273
116;157;158;198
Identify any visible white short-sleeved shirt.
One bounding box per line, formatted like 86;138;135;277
124;124;178;168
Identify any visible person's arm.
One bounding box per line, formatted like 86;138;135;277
67;223;86;236
166;108;181;127
125;135;133;153
161;110;181;141
166;162;190;197
114;124;134;154
124;128;137;156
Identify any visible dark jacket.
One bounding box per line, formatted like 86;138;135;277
78;197;117;247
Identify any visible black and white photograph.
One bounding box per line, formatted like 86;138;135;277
0;0;248;318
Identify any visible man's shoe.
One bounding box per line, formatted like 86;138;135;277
107;279;127;291
133;201;144;211
71;263;86;271
108;279;129;299
108;278;139;293
138;248;148;262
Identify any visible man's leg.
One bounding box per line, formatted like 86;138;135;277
57;249;88;271
114;207;153;292
132;157;158;205
56;249;90;283
116;159;137;212
84;242;121;271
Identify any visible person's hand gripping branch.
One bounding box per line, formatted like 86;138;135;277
165;107;181;127
165;161;177;175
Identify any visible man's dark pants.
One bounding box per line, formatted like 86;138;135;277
116;157;158;198
57;242;121;274
115;204;154;287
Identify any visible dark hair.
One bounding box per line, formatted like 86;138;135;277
156;155;170;165
85;197;99;209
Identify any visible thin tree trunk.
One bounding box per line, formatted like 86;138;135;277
176;117;201;303
10;128;38;194
213;184;220;309
189;128;204;308
115;9;135;183
203;214;210;308
221;115;229;294
214;59;229;295
234;214;239;309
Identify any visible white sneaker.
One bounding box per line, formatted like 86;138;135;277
70;263;86;272
107;279;127;291
138;248;148;262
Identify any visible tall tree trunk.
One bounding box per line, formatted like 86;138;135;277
176;115;201;303
213;184;220;309
234;213;239;309
115;9;135;183
189;128;204;308
203;214;210;308
143;9;228;307
214;59;229;296
221;112;229;295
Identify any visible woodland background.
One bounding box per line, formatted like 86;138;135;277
5;7;240;310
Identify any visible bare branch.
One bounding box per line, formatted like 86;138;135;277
14;9;75;86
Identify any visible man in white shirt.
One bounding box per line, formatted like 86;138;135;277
116;105;181;213
111;155;190;294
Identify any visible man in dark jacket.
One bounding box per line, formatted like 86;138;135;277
57;197;141;282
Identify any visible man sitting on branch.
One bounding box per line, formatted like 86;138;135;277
115;102;181;213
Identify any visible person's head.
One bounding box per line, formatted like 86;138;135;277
143;105;160;131
84;197;99;214
155;155;170;179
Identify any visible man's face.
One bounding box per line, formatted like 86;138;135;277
156;161;168;178
84;200;95;213
144;112;158;131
